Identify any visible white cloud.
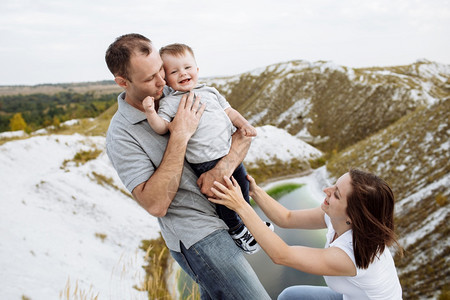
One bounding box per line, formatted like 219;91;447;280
0;0;449;85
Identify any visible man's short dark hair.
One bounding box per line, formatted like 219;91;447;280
105;33;152;80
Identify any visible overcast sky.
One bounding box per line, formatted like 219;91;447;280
1;0;449;86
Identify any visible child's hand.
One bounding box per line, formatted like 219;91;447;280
240;123;257;137
142;96;156;113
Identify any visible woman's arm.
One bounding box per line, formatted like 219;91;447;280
210;177;356;276
248;175;326;229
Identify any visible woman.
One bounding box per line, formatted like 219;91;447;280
209;169;403;300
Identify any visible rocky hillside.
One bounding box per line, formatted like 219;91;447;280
205;59;449;153
327;99;449;299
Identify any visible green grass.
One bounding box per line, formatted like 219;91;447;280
266;183;303;200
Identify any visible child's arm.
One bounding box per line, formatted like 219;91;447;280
225;107;257;137
143;96;169;134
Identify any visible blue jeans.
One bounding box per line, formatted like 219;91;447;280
170;229;270;300
190;160;249;230
278;285;343;300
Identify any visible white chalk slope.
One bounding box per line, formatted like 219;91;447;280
0;125;322;299
0;134;158;300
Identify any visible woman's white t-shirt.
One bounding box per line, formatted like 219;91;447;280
323;214;403;300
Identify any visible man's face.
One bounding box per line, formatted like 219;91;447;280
125;48;166;109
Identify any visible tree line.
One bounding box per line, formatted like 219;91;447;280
0;92;117;132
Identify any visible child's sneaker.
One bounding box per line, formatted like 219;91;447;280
230;225;259;254
264;221;275;232
230;222;274;255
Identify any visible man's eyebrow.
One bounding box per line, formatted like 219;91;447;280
146;64;164;80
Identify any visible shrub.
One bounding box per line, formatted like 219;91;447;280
435;193;447;206
94;233;107;242
62;149;102;168
9;112;28;131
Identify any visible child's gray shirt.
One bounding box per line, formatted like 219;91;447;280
158;84;236;164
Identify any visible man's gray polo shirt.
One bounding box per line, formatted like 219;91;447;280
106;92;227;252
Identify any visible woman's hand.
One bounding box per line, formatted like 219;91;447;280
209;176;248;212
246;174;259;199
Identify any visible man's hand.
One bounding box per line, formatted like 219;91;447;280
168;92;205;142
197;130;252;197
197;166;229;197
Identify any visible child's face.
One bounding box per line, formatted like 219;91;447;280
162;51;199;92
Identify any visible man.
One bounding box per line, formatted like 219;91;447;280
105;33;270;299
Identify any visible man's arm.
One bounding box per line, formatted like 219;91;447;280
197;129;252;197
133;93;205;217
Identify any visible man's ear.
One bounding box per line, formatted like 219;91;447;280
114;76;127;88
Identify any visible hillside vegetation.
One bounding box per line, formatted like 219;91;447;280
0;80;121;133
0;80;121;96
0;92;117;132
205;59;449;153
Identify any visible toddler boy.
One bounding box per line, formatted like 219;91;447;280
143;43;272;254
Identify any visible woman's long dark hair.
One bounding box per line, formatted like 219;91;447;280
346;169;401;269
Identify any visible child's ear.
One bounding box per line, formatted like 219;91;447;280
114;76;127;88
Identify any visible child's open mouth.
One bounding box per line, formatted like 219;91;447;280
179;78;191;84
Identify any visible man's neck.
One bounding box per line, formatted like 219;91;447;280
124;93;144;112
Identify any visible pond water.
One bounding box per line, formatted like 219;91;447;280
245;185;327;299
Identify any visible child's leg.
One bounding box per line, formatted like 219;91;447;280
191;160;273;255
189;159;245;231
215;162;251;231
231;163;250;203
189;158;221;177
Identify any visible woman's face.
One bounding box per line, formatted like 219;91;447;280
321;173;352;223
